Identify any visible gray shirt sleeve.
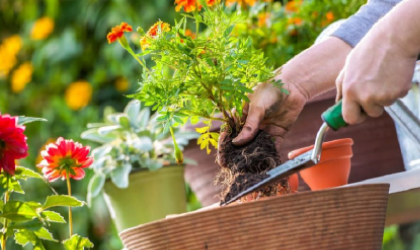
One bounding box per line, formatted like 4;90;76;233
331;0;402;47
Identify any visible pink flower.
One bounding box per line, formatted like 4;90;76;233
0;114;28;175
37;137;93;182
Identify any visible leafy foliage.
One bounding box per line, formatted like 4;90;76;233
127;3;282;153
82;100;198;201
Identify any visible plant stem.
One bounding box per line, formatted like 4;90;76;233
66;174;73;236
1;190;9;250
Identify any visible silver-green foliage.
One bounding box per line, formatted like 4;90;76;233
81;100;198;201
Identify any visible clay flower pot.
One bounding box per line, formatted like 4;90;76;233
288;138;353;191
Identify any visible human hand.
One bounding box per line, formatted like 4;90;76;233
336;27;416;124
230;76;308;153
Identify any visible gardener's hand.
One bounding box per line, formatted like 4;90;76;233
336;1;420;124
231;74;308;153
231;37;351;152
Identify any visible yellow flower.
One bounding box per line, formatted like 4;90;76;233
31;17;54;40
65;81;93;110
225;0;256;7
0;35;22;78
11;62;33;93
115;77;129;92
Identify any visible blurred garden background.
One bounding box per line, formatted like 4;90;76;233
1;0;419;249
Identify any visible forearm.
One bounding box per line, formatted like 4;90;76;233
376;0;420;57
278;37;352;100
332;0;402;47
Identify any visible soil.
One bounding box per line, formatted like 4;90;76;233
217;127;291;204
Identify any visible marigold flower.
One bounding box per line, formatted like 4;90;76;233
225;0;256;7
11;62;33;93
107;22;133;44
0;114;28;175
31;17;54;40
140;21;171;51
115;77;129;92
287;17;303;26
179;29;196;43
206;0;220;7
285;0;302;13
65;81;93;110
175;0;202;12
0;35;22;78
258;12;270;28
37;137;93;181
326;11;335;22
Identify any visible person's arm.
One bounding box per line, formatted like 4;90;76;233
230;0;403;149
332;0;401;47
337;0;420;124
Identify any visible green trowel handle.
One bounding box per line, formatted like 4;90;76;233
321;100;348;131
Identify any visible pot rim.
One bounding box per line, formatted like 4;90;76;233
288;138;354;160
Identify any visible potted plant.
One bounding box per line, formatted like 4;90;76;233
107;1;292;203
81;100;197;231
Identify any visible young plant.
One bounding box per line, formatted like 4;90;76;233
0;114;93;250
81;100;198;203
108;1;289;202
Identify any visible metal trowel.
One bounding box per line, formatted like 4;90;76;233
221;100;348;206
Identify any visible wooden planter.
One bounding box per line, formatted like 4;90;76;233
183;92;404;205
120;184;389;250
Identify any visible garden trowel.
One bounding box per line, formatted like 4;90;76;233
221;100;348;206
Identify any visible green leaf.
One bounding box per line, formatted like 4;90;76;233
8;219;43;231
35;227;57;242
80;129;115;144
63;234;94;250
136;108;151;128
224;25;235;38
110;162;132;189
124;100;141;124
98;125;122;135
14;229;38;246
237;60;249;64
42;195;85;210
41;211;66;223
17;117;47;126
15;166;44;180
87;172;106;198
118;115;131;129
0;201;38;221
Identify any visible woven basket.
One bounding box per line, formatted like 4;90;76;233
120;184;389;250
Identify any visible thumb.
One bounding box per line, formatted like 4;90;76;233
232;105;264;146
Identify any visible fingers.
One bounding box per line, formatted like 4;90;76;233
335;69;344;102
232;104;264;146
342;96;367;124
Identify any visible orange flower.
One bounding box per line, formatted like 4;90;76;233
180;29;196;43
107;22;133;44
285;0;302;13
287;17;303;26
175;0;202;12
326;11;335;22
140;21;171;51
258;12;270;27
225;0;256;7
206;0;220;6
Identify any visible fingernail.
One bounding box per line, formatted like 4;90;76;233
232;136;241;143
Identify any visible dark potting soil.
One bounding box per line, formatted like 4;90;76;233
217;127;290;204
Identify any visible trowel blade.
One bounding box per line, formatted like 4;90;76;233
221;149;315;206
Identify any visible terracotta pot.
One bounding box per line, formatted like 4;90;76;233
288;138;353;191
120;184;389;250
289;173;299;192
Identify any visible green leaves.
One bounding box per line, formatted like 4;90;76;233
40;211;66;223
17;116;47;125
0;201;38;221
42;195;85;210
63;234;94;250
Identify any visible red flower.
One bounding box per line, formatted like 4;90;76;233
0;114;28;175
37;137;93;182
107;22;133;44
